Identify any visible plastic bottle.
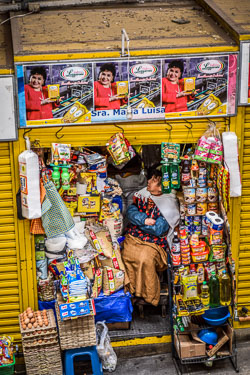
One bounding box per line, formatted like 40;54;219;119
197;263;205;283
51;166;60;189
170;161;180;189
189;264;196;274
220;270;231;306
61;163;70;190
176;317;185;332
181;158;191;186
171;232;180;253
209;271;220;308
161;163;171;193
200;281;210;309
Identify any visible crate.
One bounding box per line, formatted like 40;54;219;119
23;342;62;375
55;302;96;350
19;309;57;340
0;355;15;375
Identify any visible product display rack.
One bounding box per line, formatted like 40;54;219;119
167;252;239;375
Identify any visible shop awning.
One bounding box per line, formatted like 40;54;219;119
10;0;237;62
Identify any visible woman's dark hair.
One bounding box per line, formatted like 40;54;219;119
29;66;47;84
147;168;162;184
167;60;184;78
99;63;116;82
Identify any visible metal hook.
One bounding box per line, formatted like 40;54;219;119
114;123;124;134
184;120;193;130
23;128;32;139
165;121;172;131
55;126;64;139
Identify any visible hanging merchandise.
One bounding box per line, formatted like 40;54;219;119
61;162;71;190
222;132;241;197
106;132;131;166
161;142;181;193
194;122;223;164
51;143;71;164
18;138;41;219
51;166;60;189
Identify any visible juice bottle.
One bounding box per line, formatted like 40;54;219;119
171;232;180;253
209;271;220;308
170;161;180;189
161;163;171;193
220;270;231;306
51;166;60;189
200;281;210;309
61;163;70;190
181;158;191;186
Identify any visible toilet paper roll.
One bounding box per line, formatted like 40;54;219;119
205;211;218;224
209;216;224;230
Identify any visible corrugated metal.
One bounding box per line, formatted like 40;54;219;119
238;107;250;320
0;142;21;340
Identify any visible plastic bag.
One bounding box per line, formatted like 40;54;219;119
96;321;117;372
194;122;223;164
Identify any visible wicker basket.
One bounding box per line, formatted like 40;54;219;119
55;302;96;350
23;343;62;375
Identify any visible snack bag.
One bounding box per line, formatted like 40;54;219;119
136;97;155;108
116;81;128;97
183;77;196;92
91;268;103;298
62;101;89;123
85;225;113;258
47;84;60;100
107;133;130;166
196;94;222;116
103;267;125;296
182;274;198;300
195;122;223;164
52;143;71;163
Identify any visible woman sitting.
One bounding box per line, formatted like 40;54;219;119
122;169;180;306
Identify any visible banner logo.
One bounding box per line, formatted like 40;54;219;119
60;67;89;81
130;63;157;78
197;59;224;74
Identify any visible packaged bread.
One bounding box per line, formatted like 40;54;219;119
103;266;125;296
116;81;128;97
183;77;196;92
196;94;222;116
62;101;88;123
47;84;60;100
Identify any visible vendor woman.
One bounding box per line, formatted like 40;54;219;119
25;66;59;121
162;60;194;113
122;169;180;306
94;63;127;111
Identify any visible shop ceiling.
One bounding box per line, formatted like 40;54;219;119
5;0;237;60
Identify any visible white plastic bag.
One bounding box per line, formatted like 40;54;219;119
96;321;117;372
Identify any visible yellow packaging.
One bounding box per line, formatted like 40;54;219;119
183;77;196;92
136;97;155;109
62;101;88;123
196;94;222;116
77;195;101;213
116;81;128;97
80;173;97;193
182;274;198;300
47;84;60;100
67;187;77;196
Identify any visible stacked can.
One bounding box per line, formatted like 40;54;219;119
179;229;191;265
185;215;194;236
202;215;209;235
198;166;207;187
193;215;202;235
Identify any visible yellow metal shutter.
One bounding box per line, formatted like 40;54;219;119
0;142;22;341
238;107;250;321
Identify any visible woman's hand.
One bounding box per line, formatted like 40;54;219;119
109;94;120;102
145;218;156;226
41;98;53;105
176;91;189;98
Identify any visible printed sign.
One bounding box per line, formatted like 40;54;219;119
16;54;238;128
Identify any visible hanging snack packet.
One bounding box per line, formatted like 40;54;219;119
103;266;125;296
92;268;103;298
52;143;71;163
107;133;130;165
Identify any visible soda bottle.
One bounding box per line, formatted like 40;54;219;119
181;158;191;186
209;271;220;308
171;232;180;253
220;270;231;306
51;166;60;189
170;161;180;189
161;163;171;193
200;281;210;309
61;163;70;190
176;316;185;332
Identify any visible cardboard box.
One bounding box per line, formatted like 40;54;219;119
57;293;96;321
77;195;101;213
174;332;206;359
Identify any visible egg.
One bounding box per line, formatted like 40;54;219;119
33;322;38;328
38;339;43;344
38;321;43;327
22;324;27;330
37;330;41;334
30;318;35;323
28;313;33;319
24;318;30;325
44;321;49;326
28;323;32;329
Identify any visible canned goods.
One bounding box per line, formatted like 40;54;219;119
199;167;207;178
193;216;202;226
187;203;196;215
208;202;219;213
202;223;209;236
172;252;181;266
185;216;194;226
183;188;196;203
207;187;218;202
193;225;202;235
207;179;213;187
180;238;189;247
181;245;190;253
196;187;208;202
196;203;207;215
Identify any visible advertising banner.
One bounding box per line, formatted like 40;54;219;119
16;53;238;128
239;42;250;105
